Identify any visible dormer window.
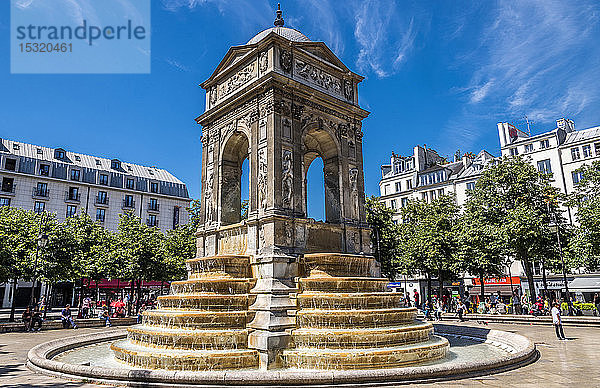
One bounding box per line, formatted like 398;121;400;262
36;148;43;154
55;148;66;160
74;155;81;161
111;159;121;170
95;159;102;166
13;144;20;150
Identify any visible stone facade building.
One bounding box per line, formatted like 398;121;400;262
194;11;371;367
379;145;495;222
0;138;190;307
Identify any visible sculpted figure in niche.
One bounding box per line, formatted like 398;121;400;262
259;51;268;73
282;150;293;208
205;169;214;224
349;168;359;220
257;149;267;210
280;49;292;73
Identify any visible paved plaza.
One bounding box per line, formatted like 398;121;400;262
0;322;597;387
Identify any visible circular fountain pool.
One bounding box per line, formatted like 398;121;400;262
28;323;537;386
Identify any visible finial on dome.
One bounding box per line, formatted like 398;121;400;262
274;3;284;27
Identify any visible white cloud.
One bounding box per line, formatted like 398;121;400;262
165;58;190;72
470;79;495;103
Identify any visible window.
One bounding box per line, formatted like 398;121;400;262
438;188;444;196
97;191;108;205
126;178;135;190
95;159;102;166
35;182;48;197
430;190;437;201
66;205;77;218
36;148;43;155
536;159;552;174
96;208;105;222
173;206;180;229
395;182;401;192
70;169;80;181
99;174;108;185
34;202;45;213
39;164;50;176
406;179;413;190
147;214;158;227
390;199;397;210
509;148;519;156
4;158;16;171
540;139;550;149
571;147;581;161
394;162;402;174
124;194;134;208
421;192;427;201
384;184;390;195
572;171;584;185
595;142;600;156
401;198;408;208
406;160;413;170
111;159;121;170
13;144;20;150
150;182;159;193
74;155;81;161
1;177;15;193
466;182;476;191
0;198;10;207
67;187;80;201
54;149;65;159
583;144;592;158
149;198;159;211
524;144;534;153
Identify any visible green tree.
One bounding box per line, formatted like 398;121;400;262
568;160;600;271
114;212;166;314
187;199;202;230
163;224;196;282
365;196;400;279
468;156;565;304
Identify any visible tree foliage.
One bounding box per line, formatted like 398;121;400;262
365;196;400;279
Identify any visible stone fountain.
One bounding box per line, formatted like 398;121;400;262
111;6;449;371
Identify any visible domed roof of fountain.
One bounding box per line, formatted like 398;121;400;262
247;4;311;45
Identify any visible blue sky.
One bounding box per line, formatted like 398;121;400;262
1;0;600;219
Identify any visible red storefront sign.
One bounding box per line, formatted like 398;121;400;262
472;276;521;286
83;278;168;289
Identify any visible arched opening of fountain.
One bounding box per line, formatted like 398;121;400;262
302;123;341;223
305;157;325;221
220;130;250;226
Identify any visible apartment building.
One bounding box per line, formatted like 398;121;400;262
379;145;495;222
0;138;191;308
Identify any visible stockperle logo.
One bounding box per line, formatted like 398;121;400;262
10;0;151;74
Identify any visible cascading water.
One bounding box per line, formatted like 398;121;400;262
110;255;260;370
281;253;449;370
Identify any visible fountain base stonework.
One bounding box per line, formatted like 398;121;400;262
110;253;448;371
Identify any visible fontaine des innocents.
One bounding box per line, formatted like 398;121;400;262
110;8;450;370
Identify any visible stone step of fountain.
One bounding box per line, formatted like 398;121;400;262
297;292;405;310
157;294;250;311
301;253;378;278
281;335;449;370
111;339;259;370
127;325;250;350
299;277;389;292
186;255;251;279
170;278;256;295
296;307;417;328
142;310;249;329
290;321;433;348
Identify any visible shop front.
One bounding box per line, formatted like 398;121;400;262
520;276;572;302
467;276;521;304
568;276;600;303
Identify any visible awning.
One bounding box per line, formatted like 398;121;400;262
469;284;518;296
568;277;600;292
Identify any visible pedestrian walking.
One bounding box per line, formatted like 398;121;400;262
435;299;444;321
22;307;33;331
551;302;566;340
414;290;420;310
82;296;91;319
457;299;466;322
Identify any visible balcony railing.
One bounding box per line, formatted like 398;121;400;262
96;196;109;205
32;187;49;198
1;184;16;195
146;218;159;227
147;202;160;212
122;199;135;209
65;191;81;202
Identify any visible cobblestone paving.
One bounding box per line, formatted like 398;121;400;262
0;322;597;387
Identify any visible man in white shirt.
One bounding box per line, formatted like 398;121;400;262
551;302;566;340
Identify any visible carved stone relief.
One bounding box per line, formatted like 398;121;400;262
218;61;256;99
294;59;342;95
344;79;354;101
209;87;217;107
257;148;267;210
259;51;268;73
259;118;267;141
349;168;359;220
282;149;293;209
282;117;291;139
205;168;214;224
284;221;293;246
280;49;292;73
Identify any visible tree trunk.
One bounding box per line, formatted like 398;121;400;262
480;272;485;306
9;278;17;322
541;259;548;299
437;267;443;304
522;260;537;306
128;279;135;316
28;278;37;308
426;273;432;305
136;278;142;314
77;277;84;317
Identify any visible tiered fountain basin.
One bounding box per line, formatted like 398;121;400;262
110;254;259;371
282;253;449;370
